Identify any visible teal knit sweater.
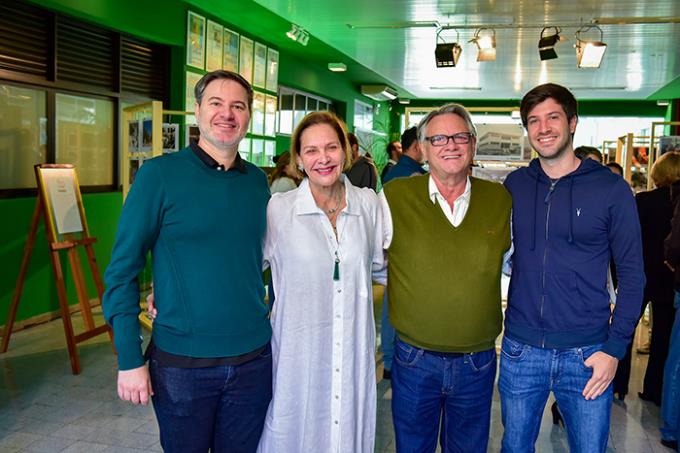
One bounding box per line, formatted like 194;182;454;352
103;148;271;370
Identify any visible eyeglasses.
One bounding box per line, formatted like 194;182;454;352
425;132;474;147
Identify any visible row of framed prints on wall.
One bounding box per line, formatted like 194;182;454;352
128;119;180;154
186;10;279;92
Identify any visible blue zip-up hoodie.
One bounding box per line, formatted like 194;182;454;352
503;157;644;360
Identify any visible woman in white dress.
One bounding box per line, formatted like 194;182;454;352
257;111;385;453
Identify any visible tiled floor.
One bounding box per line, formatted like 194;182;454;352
0;307;672;453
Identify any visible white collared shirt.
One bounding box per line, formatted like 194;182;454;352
428;175;472;228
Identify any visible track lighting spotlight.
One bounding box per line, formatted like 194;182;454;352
538;26;561;61
469;28;497;62
435;27;462;67
575;25;607;68
286;23;309;46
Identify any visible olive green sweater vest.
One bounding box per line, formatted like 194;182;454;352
383;175;511;352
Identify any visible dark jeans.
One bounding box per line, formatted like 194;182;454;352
149;345;272;453
391;337;496;453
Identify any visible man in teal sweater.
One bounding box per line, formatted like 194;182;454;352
380;104;511;452
103;70;271;453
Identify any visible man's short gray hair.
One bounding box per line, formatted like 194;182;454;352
417;103;477;143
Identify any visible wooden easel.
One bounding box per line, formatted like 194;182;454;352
0;164;112;375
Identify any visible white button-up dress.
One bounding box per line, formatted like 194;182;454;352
257;176;386;453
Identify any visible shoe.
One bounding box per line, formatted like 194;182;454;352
660;439;678;450
550;402;564;427
382;369;391;380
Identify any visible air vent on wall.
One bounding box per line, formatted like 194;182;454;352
360;85;398;101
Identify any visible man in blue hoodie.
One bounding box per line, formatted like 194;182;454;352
500;83;644;453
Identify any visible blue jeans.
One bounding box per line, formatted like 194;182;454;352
381;292;395;371
661;291;680;442
499;336;613;453
391;337;497;453
149;345;272;453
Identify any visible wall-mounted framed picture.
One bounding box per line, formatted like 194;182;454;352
252;92;265;136
253;42;267;89
185;71;203;111
223;28;239;72
239;36;254;83
128;119;140;152
140;118;153;153
186;124;200;147
475;123;525;161
206;20;223;71
162;123;180;153
266;48;279;92
264;95;277;137
186;11;206;70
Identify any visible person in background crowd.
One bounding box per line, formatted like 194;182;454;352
500;83;644;453
269;151;300;193
574;145;603;163
379;126;427;380
103;70;272;453
257;111;386;452
627;152;680;406
660;154;680;451
381;140;402;181
606;162;624;176
381;103;511;452
345;132;378;190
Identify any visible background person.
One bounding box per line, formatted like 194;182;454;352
381;140;402;181
269;150;300;193
345;132;378;190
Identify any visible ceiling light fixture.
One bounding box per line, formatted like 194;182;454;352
538;26;561;61
286;23;309;46
575;25;607;68
469;28;497;62
435;26;462;67
327;62;347;72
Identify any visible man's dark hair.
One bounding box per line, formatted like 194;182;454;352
520;83;578;128
401;127;418;153
347;132;359;148
606;162;624;175
574;145;603;163
194;70;254;111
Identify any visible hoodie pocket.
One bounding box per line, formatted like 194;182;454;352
545;272;590;330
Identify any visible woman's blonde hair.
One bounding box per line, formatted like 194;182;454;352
288;111;353;177
650;151;680;187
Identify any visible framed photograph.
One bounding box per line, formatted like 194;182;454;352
264;94;277;137
140;118;153;152
205;20;223;71
253;42;267;88
223;28;239;72
239;36;254;83
128;119;140;152
265;48;279;92
475;123;524;161
36;165;84;237
186;11;206;69
660;136;680;155
252;91;265;136
185;71;203;111
129;159;141;185
471;166;517;183
162;123;180;153
186;124;200;147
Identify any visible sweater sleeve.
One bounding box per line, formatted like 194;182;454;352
102;161;165;370
604;179;645;359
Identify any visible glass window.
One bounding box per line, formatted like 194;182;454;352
278;92;294;135
306;98;318;113
0;84;47;189
354;100;373;131
55;93;114;186
293;94;306;130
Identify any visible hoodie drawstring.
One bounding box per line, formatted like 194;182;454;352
568;177;575;244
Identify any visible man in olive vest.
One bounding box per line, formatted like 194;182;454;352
379;103;511;453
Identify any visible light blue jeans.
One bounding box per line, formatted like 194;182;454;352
499;336;613;453
661;291;680;442
381;292;395;371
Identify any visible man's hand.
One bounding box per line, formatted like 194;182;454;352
118;365;154;405
582;351;618;400
146;292;157;320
